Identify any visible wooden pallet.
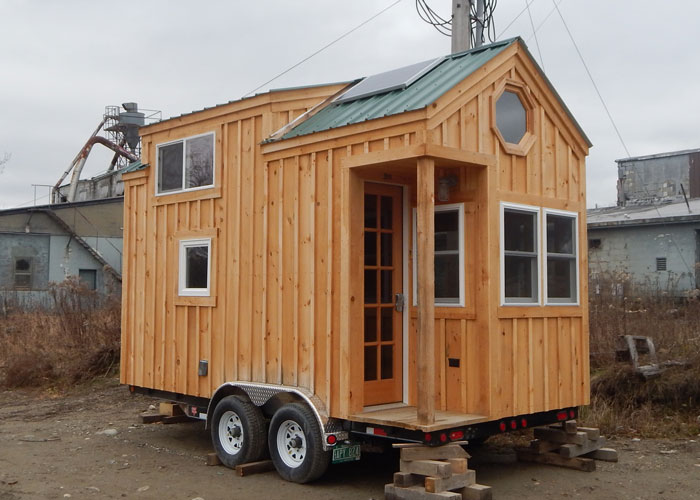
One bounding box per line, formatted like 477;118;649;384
516;420;618;471
385;443;492;500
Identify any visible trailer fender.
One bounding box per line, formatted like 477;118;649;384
206;382;346;450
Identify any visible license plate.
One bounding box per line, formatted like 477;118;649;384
332;444;361;463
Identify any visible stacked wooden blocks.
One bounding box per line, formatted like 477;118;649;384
385;442;492;500
517;420;618;471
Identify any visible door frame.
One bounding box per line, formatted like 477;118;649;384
361;180;410;407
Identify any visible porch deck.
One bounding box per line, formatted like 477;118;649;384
350;405;489;432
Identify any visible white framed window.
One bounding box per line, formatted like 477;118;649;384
501;203;540;305
412;203;465;307
544;209;579;305
178;238;211;296
156;132;215;195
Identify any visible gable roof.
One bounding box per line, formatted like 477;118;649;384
277;37;591;148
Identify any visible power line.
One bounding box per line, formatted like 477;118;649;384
242;0;404;98
551;0;630;158
525;0;545;70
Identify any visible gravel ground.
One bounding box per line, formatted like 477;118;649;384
1;378;699;499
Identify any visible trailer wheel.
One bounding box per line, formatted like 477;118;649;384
268;403;330;483
211;395;266;467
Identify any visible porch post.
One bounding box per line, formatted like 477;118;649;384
416;157;435;425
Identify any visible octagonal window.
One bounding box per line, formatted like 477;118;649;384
496;91;527;144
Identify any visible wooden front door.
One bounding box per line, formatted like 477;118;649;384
363;183;403;406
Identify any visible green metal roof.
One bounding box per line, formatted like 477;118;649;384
280;38;516;141
121;160;148;173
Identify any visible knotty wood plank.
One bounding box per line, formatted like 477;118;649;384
400;460;451;479
425;470;475;494
416;157;436;425
399;444;468;462
516;448;595;472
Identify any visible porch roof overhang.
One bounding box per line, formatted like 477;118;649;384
342;143;496;171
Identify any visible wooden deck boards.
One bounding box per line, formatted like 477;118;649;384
351;405;488;431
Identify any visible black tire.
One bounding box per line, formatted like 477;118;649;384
211;395;266;467
268;402;330;483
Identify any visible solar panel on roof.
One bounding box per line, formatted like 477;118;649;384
335;57;443;103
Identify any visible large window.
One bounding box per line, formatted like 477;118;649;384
502;204;539;304
413;203;465;307
178;239;211;296
545;210;578;304
14;257;32;290
157;133;214;194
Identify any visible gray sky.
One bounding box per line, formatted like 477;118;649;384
1;0;699;209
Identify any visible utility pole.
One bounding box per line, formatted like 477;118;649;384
451;0;486;54
451;1;471;53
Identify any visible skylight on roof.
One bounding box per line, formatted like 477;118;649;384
335;57;443;103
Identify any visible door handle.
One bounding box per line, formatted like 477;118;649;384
395;293;405;313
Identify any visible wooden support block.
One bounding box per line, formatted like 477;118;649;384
385;484;461;500
564;420;578;434
577;427;601;441
584;448;619;462
534;427;588;446
159;402;184;416
559;437;607;458
206;453;221;466
529;439;561;454
400;460;453;479
394;441;469;449
400;444;469;462
516;448;596;472
446;458;467;474
139;414;165;424
425;470;476;493
394;472;421;488
460;483;493;500
234;460;275;477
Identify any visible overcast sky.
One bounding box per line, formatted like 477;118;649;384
1;0;699;209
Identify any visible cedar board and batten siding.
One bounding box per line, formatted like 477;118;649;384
121;41;590;424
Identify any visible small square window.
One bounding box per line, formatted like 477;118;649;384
78;269;97;290
157;133;214;194
588;238;601;249
179;239;211;296
14;257;32;290
656;257;667;271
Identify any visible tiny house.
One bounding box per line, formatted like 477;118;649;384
121;38;591;483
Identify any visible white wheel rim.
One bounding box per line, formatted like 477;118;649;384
276;419;306;468
219;410;244;455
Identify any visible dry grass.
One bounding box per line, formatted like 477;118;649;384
0;277;120;388
584;274;700;437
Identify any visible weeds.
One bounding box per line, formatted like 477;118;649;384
0;277;120;388
585;273;700;437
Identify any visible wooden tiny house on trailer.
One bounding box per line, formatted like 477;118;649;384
121;38;592;483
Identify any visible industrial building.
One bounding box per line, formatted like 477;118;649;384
589;148;700;296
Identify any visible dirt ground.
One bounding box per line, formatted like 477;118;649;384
1;378;699;500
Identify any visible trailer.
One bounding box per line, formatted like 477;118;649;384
121;37;592;484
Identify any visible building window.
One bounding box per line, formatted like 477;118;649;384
413;203;465;306
501;204;539;304
491;80;536;156
588;238;601;249
656;257;667;271
78;269;97;290
14;257;32;290
157;132;214;194
178;239;211;296
545;210;578;304
496;91;527;144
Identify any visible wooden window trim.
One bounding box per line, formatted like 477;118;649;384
491;79;536;157
174;229;218;307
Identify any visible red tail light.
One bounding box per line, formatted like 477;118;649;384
557;411;568;421
424;433;432;442
440;433;448;443
499;422;506;432
521;418;528;428
569;409;575;419
326;435;337;445
450;430;464;441
510;420;517;430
